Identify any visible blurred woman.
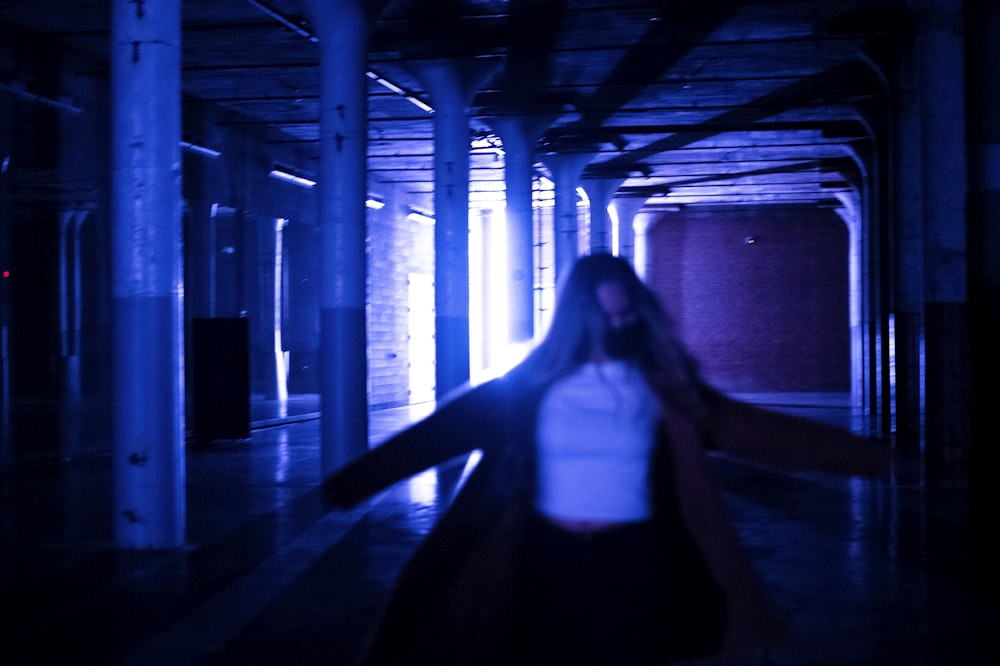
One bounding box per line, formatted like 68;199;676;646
324;253;888;665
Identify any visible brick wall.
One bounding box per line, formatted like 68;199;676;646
645;206;850;393
367;182;434;409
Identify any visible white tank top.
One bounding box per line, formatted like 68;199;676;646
535;361;661;522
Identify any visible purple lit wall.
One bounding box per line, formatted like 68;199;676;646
645;206;850;393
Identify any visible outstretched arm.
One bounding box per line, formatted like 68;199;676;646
703;391;891;477
323;379;507;508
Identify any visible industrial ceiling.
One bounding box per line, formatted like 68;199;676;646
1;0;907;211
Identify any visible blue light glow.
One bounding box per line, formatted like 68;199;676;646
469;207;511;384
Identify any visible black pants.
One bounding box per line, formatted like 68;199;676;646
521;513;666;666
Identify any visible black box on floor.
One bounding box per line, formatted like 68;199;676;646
192;317;250;443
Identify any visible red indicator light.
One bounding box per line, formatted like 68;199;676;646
2;271;8;279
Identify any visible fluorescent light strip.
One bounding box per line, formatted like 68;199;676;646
0;82;82;114
247;0;433;115
406;209;435;225
247;0;319;43
366;69;434;114
405;95;435;113
366;70;405;95
268;169;316;188
181;141;222;159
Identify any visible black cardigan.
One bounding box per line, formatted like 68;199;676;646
325;370;732;665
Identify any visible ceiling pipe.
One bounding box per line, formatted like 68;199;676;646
246;0;434;113
246;0;318;42
0;82;82;114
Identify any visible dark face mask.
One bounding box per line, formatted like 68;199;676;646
603;320;646;360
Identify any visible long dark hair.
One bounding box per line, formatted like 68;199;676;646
517;253;709;422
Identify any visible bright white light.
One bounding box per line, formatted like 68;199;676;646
609;202;620;255
268;169;316;188
470;134;505;158
406;468;439;507
450;450;483;502
576;186;591;256
366;198;385;210
407;273;436;404
274;218;288;403
366;69;435;114
469;212;486;382
468;208;510;386
407;209;435;225
366;70;405;95
405;95;435;114
533;176;556;208
469;190;508;205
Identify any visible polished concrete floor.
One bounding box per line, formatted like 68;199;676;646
1;393;993;665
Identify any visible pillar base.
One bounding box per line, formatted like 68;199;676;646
924;302;970;490
321;306;368;475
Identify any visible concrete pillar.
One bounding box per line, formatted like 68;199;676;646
965;0;1000;582
413;59;498;398
863;122;894;435
59;209;86;403
110;0;184;549
835;192;867;411
541;151;594;284
1;161;8;446
631;211;656;280
59;209;87;458
613;196;647;264
305;0;371;475
864;173;890;424
913;0;970;488
488;114;553;343
890;30;925;456
581;177;625;255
